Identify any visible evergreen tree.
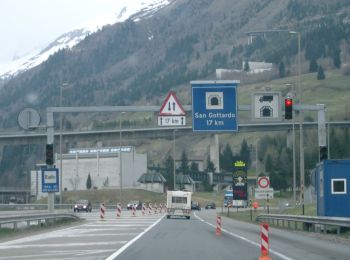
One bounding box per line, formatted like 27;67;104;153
190;161;199;173
333;49;341;69
206;155;216;173
163;155;174;189
279;61;286;78
265;154;273;173
179;150;189;175
220;144;234;171
309;58;318;72
86;173;92;189
239;139;251;166
244;61;250;72
317;65;325;80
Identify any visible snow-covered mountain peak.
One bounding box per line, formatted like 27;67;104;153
0;0;171;80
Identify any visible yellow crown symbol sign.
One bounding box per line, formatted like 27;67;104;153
234;160;246;167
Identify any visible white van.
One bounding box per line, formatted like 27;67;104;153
166;190;191;219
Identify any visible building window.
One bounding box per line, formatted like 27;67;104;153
331;179;347;194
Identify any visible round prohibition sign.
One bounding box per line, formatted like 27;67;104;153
258;176;270;189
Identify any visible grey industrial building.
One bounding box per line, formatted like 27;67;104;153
31;146;147;199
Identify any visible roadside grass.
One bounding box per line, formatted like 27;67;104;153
237;69;350;120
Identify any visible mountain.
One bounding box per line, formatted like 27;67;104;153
0;0;171;79
1;0;350;130
1;0;350;187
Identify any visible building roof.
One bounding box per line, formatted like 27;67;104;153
176;174;195;184
138;171;166;183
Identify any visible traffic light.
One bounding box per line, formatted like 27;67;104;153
320;146;328;161
46;144;54;165
284;97;293;119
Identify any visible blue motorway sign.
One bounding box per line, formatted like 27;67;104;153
191;81;239;132
42;168;59;192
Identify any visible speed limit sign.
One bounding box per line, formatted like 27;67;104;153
257;176;270;189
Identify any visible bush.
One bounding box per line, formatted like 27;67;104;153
317;65;325;80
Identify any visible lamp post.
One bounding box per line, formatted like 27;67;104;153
173;129;176;190
119;112;126;204
290;31;304;214
59;83;68;204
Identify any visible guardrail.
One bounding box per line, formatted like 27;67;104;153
256;214;350;235
0;204;74;211
0;203;125;211
0;212;80;230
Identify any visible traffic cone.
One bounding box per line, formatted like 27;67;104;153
100;203;106;220
258;222;272;260
116;203;122;218
216;215;222;236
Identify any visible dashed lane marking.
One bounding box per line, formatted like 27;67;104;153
194;213;294;260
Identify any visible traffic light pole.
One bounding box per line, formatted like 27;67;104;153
294;104;326;214
46;111;55;213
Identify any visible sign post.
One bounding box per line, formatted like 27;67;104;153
158;91;186;190
191;80;239;132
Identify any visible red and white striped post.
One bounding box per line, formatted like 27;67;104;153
154;203;158;214
149;203;152;215
216;215;222;236
132;205;136;217
100;203;106;220
159;203;163;213
116;203;122;218
259;222;271;260
142;203;146;216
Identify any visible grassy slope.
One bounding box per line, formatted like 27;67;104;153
238;70;350;119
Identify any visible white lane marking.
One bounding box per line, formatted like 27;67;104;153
194;213;294;260
105;215;164;260
0;241;127;250
0;249;115;259
65;233;139;237
0;222;87;246
84;224;150;227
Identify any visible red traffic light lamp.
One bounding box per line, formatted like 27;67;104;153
284;98;293;119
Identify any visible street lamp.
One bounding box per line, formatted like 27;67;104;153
119;112;126;204
173;129;177;190
59;83;68;204
289;31;304;214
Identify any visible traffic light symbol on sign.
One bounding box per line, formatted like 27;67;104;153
46;144;54;165
284;98;293;120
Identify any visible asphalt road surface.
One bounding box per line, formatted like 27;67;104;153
0;210;163;260
0;209;349;260
114;209;350;260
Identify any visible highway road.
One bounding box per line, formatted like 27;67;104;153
0;209;349;260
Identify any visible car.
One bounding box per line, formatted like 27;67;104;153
205;202;216;209
191;201;201;210
74;199;92;212
127;200;142;210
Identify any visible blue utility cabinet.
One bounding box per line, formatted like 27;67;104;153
315;160;350;217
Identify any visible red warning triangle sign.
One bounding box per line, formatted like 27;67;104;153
159;91;186;116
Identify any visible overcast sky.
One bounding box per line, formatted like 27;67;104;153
0;0;123;63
